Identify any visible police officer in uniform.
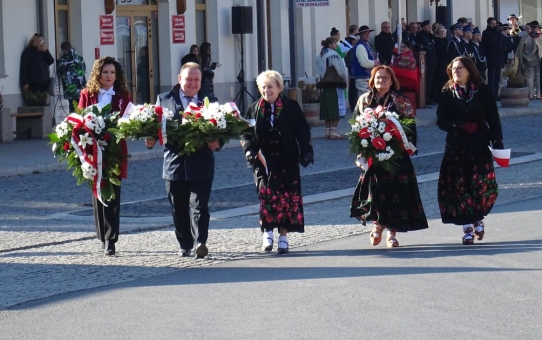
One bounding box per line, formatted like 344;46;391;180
447;23;468;64
470;27;487;81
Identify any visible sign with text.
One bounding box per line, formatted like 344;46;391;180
172;30;185;44
100;15;114;30
100;30;115;45
296;0;330;7
172;15;185;29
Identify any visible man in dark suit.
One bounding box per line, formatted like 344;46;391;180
145;62;220;259
482;17;505;99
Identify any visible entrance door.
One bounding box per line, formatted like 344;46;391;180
117;12;159;104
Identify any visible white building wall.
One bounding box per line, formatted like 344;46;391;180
500;0;520;23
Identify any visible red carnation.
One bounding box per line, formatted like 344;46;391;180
155;106;163;114
102;133;111;142
63;142;70;151
371;137;386;150
358;127;371;138
210;118;217;126
194;113;202;119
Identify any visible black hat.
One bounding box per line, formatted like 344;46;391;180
529;21;542;28
473;26;481;35
421;20;431;27
457;17;468;23
501;23;511;29
356;25;374;34
508;14;518;20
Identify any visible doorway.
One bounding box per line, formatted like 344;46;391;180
116;10;159;104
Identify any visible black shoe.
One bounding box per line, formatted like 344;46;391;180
180;249;192;257
195;243;208;259
104;241;116;256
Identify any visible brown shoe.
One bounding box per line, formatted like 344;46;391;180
474;221;485;241
370;224;384;246
386;231;399;248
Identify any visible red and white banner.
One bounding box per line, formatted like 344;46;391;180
100;15;114;30
172;15;185;29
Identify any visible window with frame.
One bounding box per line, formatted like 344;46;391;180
55;0;70;58
196;0;207;44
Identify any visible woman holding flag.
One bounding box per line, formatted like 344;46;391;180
436;56;504;245
79;57;131;256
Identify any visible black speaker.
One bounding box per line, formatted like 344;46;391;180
232;6;253;34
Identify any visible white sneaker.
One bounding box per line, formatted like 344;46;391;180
262;231;273;252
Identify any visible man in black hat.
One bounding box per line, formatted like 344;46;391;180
508;14;522;37
470;26;487;80
351;25;379;96
482;17;505;98
374;21;395;65
416;20;437;103
446;23;468;64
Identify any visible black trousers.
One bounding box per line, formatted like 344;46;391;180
487;67;501;98
425;65;435;102
348;78;358;112
166;180;212;250
92;184;121;244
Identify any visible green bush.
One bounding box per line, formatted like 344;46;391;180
298;80;320;103
22;89;49;106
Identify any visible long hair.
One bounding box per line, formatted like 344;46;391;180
368;65;400;91
443;56;483;90
86;56;129;97
198;42;211;64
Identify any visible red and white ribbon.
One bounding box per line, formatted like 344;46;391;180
385;116;417;156
66;113;107;207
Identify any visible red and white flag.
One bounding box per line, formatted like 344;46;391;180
489;146;511;168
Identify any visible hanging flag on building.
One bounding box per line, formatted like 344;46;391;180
296;0;330;7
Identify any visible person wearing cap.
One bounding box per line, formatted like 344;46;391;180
415;20;437;104
482;17;505;99
462;25;475;58
351;25;380;95
516;21;542;99
436;55;504;245
470;27;487;80
374;21;395;66
446;23;468;64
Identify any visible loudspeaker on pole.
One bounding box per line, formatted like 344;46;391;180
231;6;253;34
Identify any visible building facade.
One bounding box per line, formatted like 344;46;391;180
0;0;523;114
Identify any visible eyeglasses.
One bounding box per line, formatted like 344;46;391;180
375;76;390;81
451;66;465;72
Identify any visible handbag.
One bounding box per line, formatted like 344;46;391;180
317;57;347;89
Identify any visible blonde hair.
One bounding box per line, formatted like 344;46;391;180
256;70;284;92
27;34;43;48
180;62;201;75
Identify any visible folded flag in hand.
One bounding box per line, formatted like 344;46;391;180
489;146;511;167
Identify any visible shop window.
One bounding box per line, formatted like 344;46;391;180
196;1;207;43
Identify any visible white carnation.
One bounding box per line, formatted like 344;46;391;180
383;132;392;141
360;139;369;147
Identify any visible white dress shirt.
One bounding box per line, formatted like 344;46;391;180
97;87;115;108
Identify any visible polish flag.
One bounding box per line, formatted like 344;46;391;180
489;146;511;167
393;43;399;54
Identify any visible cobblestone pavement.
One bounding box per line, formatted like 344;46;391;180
0;115;542;310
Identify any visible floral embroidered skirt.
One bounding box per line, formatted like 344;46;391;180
350;152;428;232
438;141;498;225
254;163;305;233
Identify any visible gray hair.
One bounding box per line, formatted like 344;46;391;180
256;70;284;92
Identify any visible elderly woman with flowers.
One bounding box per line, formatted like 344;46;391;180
436;56;503;245
241;70;314;254
350;65;428;248
79;56;131;256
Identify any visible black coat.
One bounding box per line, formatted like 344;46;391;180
437;83;503;147
157;84;219;182
374;32;395;65
415;31;437;66
19;47;54;86
481;26;504;68
446;37;468;64
241;95;313;169
181;53;198;65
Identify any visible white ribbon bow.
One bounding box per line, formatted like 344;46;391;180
99;88;115;96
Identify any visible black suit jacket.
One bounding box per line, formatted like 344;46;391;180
157;84;219;182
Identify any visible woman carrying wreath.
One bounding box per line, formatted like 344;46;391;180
350;65;428;248
241;70;314;254
78;57;132;256
436;56;503;245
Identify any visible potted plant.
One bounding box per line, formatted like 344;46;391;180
501;67;529;107
298;80;324;127
15;89;53;139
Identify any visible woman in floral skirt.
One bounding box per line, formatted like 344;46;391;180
350;66;428;247
436;56;504;244
241;70;314;254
